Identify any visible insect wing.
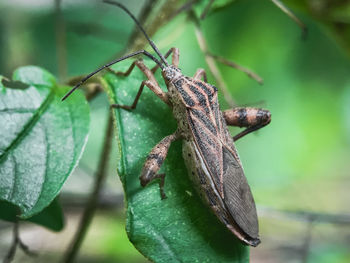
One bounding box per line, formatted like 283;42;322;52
187;108;224;193
183;82;259;240
189;108;259;240
222;145;259;239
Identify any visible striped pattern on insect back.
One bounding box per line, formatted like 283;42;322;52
174;77;226;197
175;76;260;242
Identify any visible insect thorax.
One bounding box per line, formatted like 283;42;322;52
162;65;182;82
167;80;191;139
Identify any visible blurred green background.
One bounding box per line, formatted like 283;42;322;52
0;0;349;262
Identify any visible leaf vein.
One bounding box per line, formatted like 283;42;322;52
0;90;55;165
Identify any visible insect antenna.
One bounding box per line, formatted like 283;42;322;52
61;50;162;101
103;0;169;66
62;1;169;101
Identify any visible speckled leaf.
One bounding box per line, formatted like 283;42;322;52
0;66;89;219
103;61;248;263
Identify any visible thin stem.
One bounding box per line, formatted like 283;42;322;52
169;0;198;21
192;15;236;107
128;0;179;52
3;222;18;263
301;217;314;263
104;0;179;64
207;52;263;85
126;0;159;51
200;0;214;20
62;112;114;263
271;0;307;39
55;0;67;81
3;222;36;263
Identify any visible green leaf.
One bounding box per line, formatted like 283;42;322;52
0;66;89;219
103;62;248;263
0;198;64;232
28;197;64;231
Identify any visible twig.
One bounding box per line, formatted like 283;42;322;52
258;206;350;225
192;15;236;107
128;0;180;52
169;0;198;21
301;216;314;263
271;0;308;40
3;222;37;263
55;0;67;81
62;112;114;263
200;0;214;20
126;0;159;52
3;223;18;263
206;52;263;85
105;0;177;62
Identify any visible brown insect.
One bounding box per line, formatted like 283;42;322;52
62;0;271;247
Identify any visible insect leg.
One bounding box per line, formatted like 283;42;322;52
223;107;271;141
61;49;163;101
151;47;180;73
110;60;170;110
140;132;181;199
105;60;137;77
193;68;208;82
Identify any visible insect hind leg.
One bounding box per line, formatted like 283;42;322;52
223;107;271;141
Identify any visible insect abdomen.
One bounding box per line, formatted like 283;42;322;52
182;140;260;246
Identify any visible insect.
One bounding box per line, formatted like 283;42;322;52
62;0;271;247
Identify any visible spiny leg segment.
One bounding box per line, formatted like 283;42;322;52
191;68;270;140
110;47;180;110
110;60;169;110
223;107;271;141
140;132;181;199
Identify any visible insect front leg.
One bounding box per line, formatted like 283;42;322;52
223;107;271;141
140;132;180;199
110;60;170;110
151;47;180;74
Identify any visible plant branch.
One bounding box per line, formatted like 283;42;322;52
301;218;314;263
126;0;160;52
200;0;214;20
128;0;180;52
55;0;67;81
259;206;350;224
192;15;236;107
168;0;198;21
4;221;37;263
3;222;18;263
105;0;181;64
207;52;263;85
271;0;307;39
62;111;114;263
